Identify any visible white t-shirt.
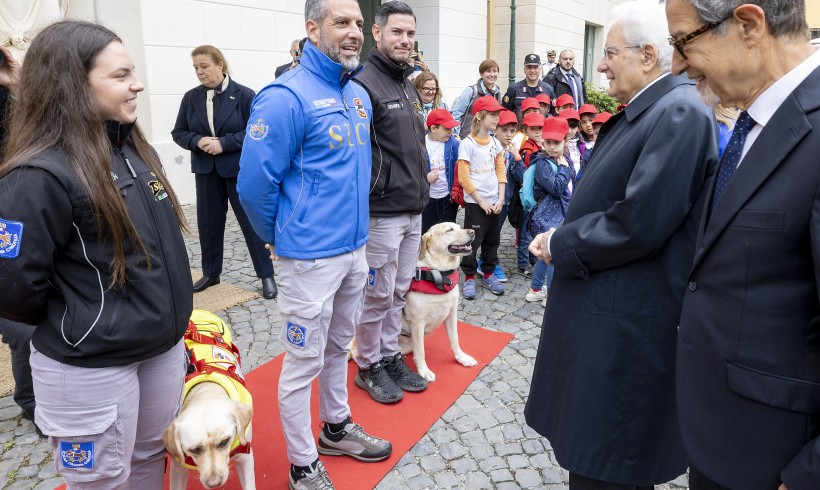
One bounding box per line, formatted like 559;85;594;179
458;135;503;204
426;136;449;199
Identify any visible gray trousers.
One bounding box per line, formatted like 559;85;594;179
276;246;367;466
355;214;421;368
31;340;185;489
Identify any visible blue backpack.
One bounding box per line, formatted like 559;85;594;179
520;155;558;211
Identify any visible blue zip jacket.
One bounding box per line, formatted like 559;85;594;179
426;134;459;201
237;43;372;259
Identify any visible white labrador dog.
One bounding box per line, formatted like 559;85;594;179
399;222;478;382
163;317;256;490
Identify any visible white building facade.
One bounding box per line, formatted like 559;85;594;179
57;0;628;203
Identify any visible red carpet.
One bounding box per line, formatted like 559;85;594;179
57;322;513;490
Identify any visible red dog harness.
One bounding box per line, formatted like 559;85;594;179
409;268;459;294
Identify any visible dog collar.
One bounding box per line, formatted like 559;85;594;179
409;268;459;294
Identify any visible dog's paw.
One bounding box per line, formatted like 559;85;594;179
418;367;436;382
456;353;478;367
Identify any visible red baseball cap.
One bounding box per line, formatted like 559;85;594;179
555;94;575;108
578;103;598;116
426;108;459;129
560;108;580;121
522;112;546;128
472;95;504;115
542;117;569;141
497;110;518;127
593;111;613;124
535;93;551;106
521;97;540;112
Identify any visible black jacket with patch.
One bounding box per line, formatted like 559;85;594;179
354;47;429;216
0;122;193;368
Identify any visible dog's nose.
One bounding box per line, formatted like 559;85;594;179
204;476;226;488
467;229;475;236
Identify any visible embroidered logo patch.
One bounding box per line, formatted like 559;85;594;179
148;180;168;202
60;441;94;468
412;99;422;115
0;219;23;259
286;322;306;348
367;267;376;288
313;98;338;108
249;118;269;140
354;98;367;119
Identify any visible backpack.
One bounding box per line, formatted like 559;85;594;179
520;156;558;211
457;84;481;139
450;161;466;206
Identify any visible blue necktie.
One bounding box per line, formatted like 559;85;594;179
710;111;756;211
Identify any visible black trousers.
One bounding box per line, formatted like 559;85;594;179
420;196;459;235
569;473;654;490
0;318;34;414
460;202;502;277
195;171;273;279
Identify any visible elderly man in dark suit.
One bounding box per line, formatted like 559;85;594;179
524;1;718;488
665;1;820;489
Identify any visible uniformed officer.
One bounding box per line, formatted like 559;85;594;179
502;53;556;121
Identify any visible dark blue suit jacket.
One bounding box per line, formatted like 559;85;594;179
677;64;820;490
172;78;254;178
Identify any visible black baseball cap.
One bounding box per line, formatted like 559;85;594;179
524;54;541;66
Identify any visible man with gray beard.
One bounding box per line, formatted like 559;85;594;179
237;1;391;488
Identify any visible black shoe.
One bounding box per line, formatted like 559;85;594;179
192;275;220;292
262;277;277;299
354;362;403;404
21;408;45;438
383;353;428;392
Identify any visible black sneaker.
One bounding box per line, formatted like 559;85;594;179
383;353;428;392
354;361;404;404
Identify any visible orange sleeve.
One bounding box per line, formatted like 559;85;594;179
495;151;507;184
457;160;476;194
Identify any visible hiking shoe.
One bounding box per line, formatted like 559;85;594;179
354;362;403;404
318;422;392;462
517;266;533;278
525;288;547;302
383;353;428;392
463;278;477;299
494;264;508;282
289;460;334;490
482;275;505;295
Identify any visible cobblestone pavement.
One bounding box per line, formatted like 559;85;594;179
0;204;689;489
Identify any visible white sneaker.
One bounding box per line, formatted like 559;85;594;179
525;288;547;302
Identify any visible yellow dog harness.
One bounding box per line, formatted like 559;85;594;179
179;310;252;469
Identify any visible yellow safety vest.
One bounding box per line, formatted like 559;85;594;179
179;310;253;469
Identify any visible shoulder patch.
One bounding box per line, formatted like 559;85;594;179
503;95;510;104
0;218;23;259
249;118;269;141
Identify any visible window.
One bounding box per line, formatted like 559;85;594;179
583;24;600;83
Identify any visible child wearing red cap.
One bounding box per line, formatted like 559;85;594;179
421;109;461;234
525;117;574;304
535;93;552;117
560;109;585;181
511;98;542;151
578;103;598;150
457;96;507;299
554;94;575;115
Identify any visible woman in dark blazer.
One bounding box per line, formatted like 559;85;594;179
172;45;275;298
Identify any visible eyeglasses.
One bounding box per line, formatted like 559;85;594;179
421;87;438;94
602;45;642;61
668;13;731;60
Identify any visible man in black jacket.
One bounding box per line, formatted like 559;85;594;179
544;49;586;110
274;39;301;78
352;0;430;404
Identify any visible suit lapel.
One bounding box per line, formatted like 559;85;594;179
192;85;210;134
692;94;813;268
213;80;239;135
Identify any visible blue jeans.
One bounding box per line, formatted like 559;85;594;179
530;260;554;291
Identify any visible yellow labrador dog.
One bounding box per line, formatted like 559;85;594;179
400;222;478;382
163;313;255;489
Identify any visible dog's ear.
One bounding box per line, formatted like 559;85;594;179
232;402;253;446
418;234;430;261
163;420;185;461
